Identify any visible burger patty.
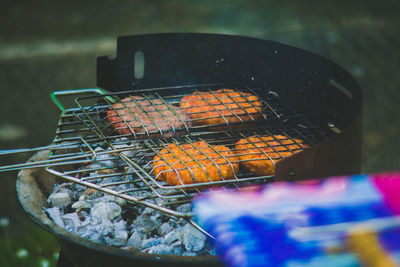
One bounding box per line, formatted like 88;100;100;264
235;134;309;176
153;141;239;186
107;96;191;138
179;89;263;128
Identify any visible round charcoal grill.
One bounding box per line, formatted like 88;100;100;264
7;33;362;266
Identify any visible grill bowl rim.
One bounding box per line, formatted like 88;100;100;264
16;151;220;266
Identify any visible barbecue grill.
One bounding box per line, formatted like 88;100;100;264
7;33;362;266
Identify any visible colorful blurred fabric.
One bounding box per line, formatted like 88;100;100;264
193;172;400;267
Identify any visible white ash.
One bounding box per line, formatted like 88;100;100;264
141;237;162;249
113;143;141;159
91;202;122;221
173;244;185;255
44;180;213;256
126;230;143;248
104;220;129;247
47;192;71;209
163;228;181;245
144;244;173;255
62;212;82;232
45;207;65;228
176;203;192;213
93;147;115;168
158;222;173;236
43;139;214;256
72;200;92;210
181;223;207;252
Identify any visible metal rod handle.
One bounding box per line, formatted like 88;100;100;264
0;153;92;172
51;88;110;112
0;146;51;155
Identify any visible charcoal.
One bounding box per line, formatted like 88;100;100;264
126;188;149;199
171;240;183;247
53;183;83;201
126;230;143;248
133;216;160;235
150;212;164;222
86;163;104;174
80;189;103;200
168;218;177;228
158;222;172;236
98;195;127;207
62;213;82;232
114;144;138;158
150;197;170;207
91;202;122;221
44;140;214;256
98;195;115;202
144;244;173;255
71;200;92;210
181;224;206;252
172;245;185;255
76;217;98;237
73;183;87;193
80;217;114;243
88;171;103;183
100;175;122;186
177;218;188;226
115;219;127;230
77;210;89;220
53;182;72;192
162;228;182;245
105;229;128;247
121;205;139;225
48;192;71;209
94;147;115;167
142;207;155;216
141;237;162;249
45;207;65;227
114;197;127;207
176;203;192;213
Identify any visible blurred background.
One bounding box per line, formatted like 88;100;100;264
0;0;399;266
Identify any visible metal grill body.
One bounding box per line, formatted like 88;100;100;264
12;33;363;266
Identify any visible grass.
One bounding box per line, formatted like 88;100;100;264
0;217;59;267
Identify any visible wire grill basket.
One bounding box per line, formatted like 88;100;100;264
44;84;331;218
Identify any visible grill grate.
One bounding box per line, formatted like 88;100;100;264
45;84;332;217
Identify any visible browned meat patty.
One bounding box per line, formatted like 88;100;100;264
235;134;309;176
107;96;191;138
153;141;239;186
179;89;263;128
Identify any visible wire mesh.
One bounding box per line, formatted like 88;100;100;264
45;84;332;217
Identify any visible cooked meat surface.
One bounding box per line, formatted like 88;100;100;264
153;141;239;185
235;135;309;176
107;96;191;137
179;89;263;128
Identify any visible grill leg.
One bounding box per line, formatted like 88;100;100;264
56;250;75;267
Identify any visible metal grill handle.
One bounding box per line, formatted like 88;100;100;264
51;88;114;112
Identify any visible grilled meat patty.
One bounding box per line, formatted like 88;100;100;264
107;96;191;138
179;89;263;128
153;141;239;186
235;134;309;176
